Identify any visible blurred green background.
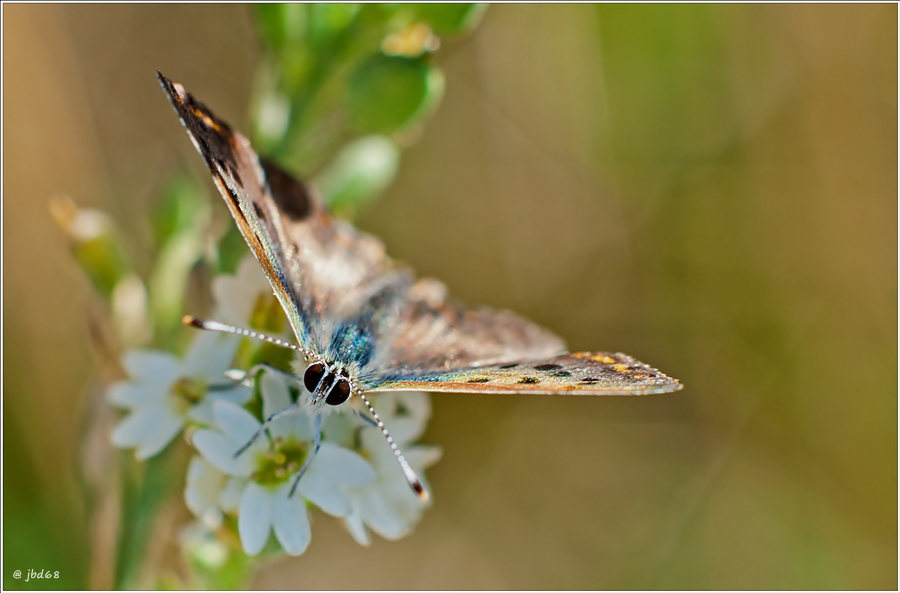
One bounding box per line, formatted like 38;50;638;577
4;4;896;589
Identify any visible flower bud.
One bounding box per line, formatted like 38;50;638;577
314;135;400;209
50;194;130;299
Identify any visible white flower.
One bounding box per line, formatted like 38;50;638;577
109;330;250;459
212;255;278;328
179;520;230;572
184;456;227;530
339;392;442;545
192;372;376;556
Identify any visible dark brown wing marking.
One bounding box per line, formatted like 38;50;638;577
260;160;312;221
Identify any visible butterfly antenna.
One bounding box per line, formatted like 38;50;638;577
182;315;311;360
354;388;430;503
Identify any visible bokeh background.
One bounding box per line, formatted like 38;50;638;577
4;4;897;590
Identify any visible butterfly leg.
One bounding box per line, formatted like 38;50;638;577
353;409;379;428
230;366;305;459
232;401;303;458
288;413;322;497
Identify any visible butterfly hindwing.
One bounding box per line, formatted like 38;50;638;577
358;277;566;386
370;351;681;395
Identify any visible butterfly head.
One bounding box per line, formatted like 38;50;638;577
303;361;353;408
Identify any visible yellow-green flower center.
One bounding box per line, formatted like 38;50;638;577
171;376;208;409
253;438;308;487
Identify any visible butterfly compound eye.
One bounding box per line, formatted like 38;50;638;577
326;377;352;406
304;363;326;392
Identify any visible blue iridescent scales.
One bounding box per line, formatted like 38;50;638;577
157;73;682;399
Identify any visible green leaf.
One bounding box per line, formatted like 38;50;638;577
249;341;296;375
253;89;292;150
115;446;186;589
254;4;307;51
216;225;248;276
410;3;487;36
148;231;204;342
152;174;203;247
348;54;440;134
187;541;256;590
72;233;130;298
314;135;400;209
308;3;361;47
418;65;445;125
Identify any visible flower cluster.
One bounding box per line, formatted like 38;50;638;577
108;256;440;557
52;7;486;586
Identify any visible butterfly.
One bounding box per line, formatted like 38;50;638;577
157;72;682;500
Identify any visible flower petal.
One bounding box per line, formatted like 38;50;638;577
135;410;184;459
220;477;247;512
404;445;443;470
107;381;165;408
189;385;252;424
238;482;273;556
381;417;421;445
272;484;312;555
356;487;411;541
343;508;371;546
111;404;183;459
214;383;254;406
212;400;260;443
269;409;314;443
296;472;351;517
183;331;239;379
311;442;376;487
187;399;216;426
185;456;226;518
359;427;402;470
111;409;159;448
369;392;431;444
193;430;254;477
261;372;293;419
395;391;431;425
212;256;270;326
321;412;356;449
121;350;180;385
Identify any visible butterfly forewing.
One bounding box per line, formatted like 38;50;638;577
158;73;315;351
158;73;682;397
370;351;681;395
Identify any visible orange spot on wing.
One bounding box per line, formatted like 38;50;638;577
192;107;222;132
573;352;618;364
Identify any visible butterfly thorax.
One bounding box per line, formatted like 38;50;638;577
308;269;415;387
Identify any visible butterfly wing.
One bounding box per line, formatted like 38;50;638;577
357;276;566;383
158;73;319;352
160;73;417;358
370;351;682;396
159;73;564;368
159;74;681;396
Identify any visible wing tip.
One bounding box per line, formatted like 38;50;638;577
156;70;183;107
